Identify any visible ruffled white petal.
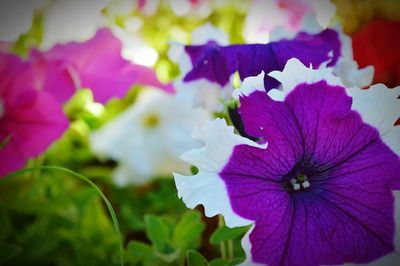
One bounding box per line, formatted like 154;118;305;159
382;126;400;157
332;25;374;89
270;13;323;42
191;23;229;45
348;84;400;154
168;41;192;76
174;118;266;228
240;225;263;266
174;78;233;112
267;58;343;101
232;71;265;99
333;59;374;89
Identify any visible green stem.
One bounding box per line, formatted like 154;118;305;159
227;239;234;259
218;215;227;259
3;165;124;266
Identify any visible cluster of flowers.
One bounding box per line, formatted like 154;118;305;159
170;7;400;266
0;28;172;176
1;0;399;265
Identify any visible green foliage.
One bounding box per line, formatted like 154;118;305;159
125;211;205;265
187;250;208;266
210;225;249;245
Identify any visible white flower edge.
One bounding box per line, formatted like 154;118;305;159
168;23;229;76
191;23;229;45
332;24;374;89
173;118;267;228
348;84;400;155
239;225;264;266
168;41;192;76
267;58;344;101
232;71;265;99
269;13;324;42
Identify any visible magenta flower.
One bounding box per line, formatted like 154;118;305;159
0;53;69;177
175;59;400;265
33;28;174;104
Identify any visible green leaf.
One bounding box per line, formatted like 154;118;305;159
210;225;249;245
210;258;244;266
144;215;171;252
172;211;205;251
126;241;154;263
186;250;209;266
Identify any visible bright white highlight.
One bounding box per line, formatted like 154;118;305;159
125;46;159;67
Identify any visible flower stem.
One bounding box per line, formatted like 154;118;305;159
227;239;234;259
218;215;227;259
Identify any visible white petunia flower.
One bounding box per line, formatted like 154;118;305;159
91;88;210;186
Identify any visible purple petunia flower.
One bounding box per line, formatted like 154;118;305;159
0;52;69;177
182;25;373;91
174;59;400;265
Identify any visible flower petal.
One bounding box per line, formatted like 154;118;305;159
174;118;265;227
348;84;400;153
184;29;340;89
267;58;343;101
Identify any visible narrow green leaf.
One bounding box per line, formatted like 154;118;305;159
186;250;209;266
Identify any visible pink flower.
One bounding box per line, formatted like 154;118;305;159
0;53;69;177
34;28;174;104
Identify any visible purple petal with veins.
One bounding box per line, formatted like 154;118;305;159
220;81;400;266
184;29;340;90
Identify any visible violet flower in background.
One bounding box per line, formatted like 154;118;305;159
183;23;373;92
175;59;400;266
0;53;68;177
169;23;233;112
184;28;340;91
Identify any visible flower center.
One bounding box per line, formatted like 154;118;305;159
142;113;160;129
281;159;321;195
290;173;310;191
